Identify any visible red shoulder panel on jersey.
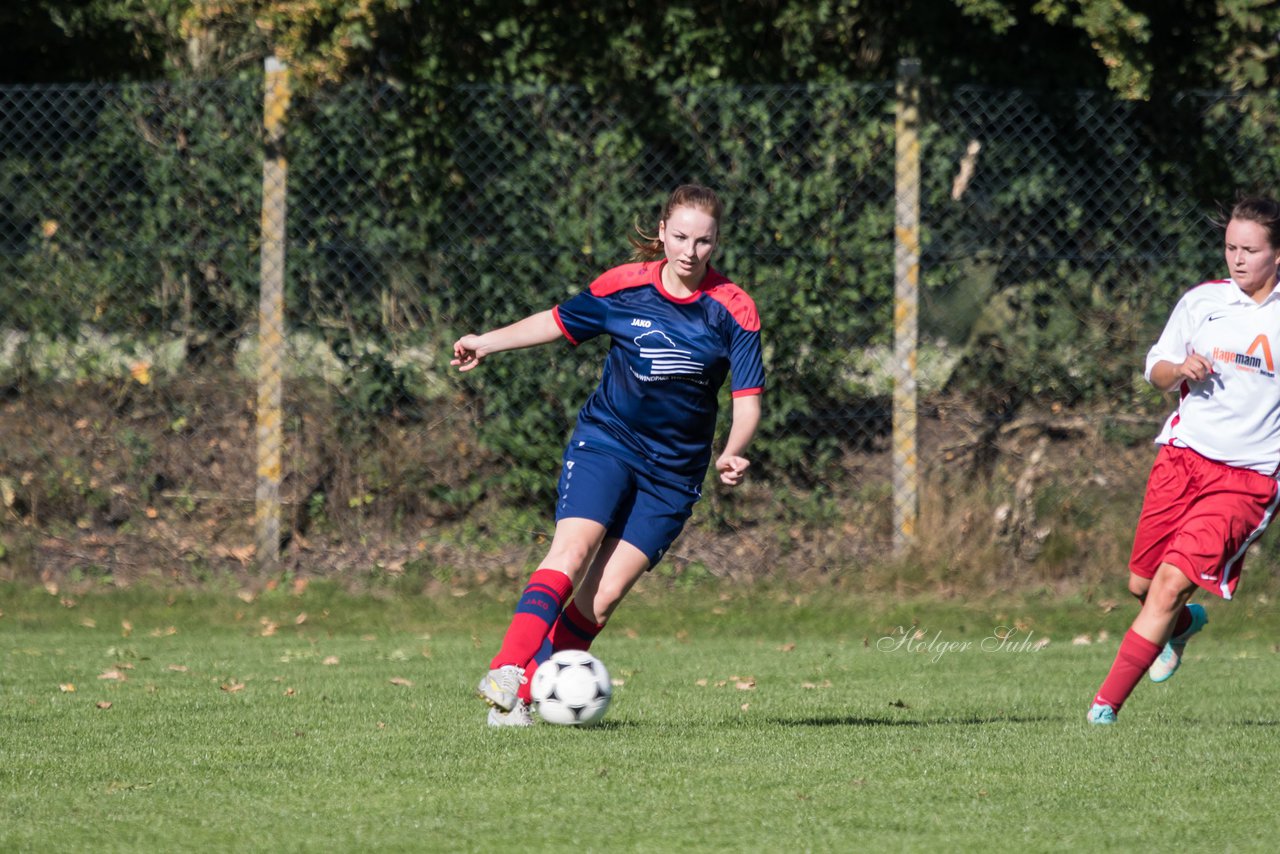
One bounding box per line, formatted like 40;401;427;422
704;279;761;332
588;262;658;297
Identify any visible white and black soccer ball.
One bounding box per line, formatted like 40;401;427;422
530;650;612;726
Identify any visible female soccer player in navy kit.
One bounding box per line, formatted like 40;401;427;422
451;185;764;726
1088;196;1280;725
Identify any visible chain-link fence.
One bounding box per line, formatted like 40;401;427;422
2;65;1278;583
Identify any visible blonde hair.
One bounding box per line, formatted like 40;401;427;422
628;184;723;262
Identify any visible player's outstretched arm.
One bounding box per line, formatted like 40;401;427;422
451;310;561;372
715;394;761;487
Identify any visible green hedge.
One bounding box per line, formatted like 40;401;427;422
3;79;1278;506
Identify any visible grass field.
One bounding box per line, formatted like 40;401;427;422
3;581;1279;852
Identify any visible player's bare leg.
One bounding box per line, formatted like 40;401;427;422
573;538;651;624
478;517;606;711
1090;563;1196;724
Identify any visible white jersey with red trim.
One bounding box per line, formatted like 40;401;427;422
1147;278;1280;475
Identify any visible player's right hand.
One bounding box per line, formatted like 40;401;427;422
451;335;486;371
1177;351;1215;383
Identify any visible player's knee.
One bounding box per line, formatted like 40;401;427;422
544;543;594;576
1146;564;1193;611
591;590;623;622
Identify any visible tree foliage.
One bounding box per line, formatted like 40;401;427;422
6;0;1280;98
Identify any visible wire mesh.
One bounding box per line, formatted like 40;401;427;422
1;75;1277;580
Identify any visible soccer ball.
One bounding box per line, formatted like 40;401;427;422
530;650;612;726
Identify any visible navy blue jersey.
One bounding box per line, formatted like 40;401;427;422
552;261;765;481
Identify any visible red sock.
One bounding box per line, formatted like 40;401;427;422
1093;629;1163;711
517;600;606;702
489;569;573;669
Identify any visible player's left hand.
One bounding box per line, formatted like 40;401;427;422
715;454;750;487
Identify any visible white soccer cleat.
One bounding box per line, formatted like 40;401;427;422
477;664;525;712
486;699;534;728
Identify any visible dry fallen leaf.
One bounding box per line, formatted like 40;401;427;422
389;677;413;687
777;643;797;652
322;656;339;666
221;681;246;693
96;701;112;710
284;687;296;696
695;678;708;687
1072;634;1093;646
59;683;76;693
167;664;188;672
735;679;756;691
98;669;127;681
121;620;133;638
259;620;278;637
294;612;307;625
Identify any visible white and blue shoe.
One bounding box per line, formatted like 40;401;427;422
1148;603;1208;683
1087;702;1117;725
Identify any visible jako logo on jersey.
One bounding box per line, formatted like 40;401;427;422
633;329;704;379
1212;335;1276;377
630;318;652;328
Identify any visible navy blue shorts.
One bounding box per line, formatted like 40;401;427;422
555;440;702;568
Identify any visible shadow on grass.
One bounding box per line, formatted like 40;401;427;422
768;714;1056;727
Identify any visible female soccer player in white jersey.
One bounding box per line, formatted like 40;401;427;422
450;185;765;726
1088;196;1280;725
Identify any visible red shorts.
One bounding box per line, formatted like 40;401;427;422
1129;444;1280;600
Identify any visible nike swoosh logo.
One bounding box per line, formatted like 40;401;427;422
1207;314;1227;321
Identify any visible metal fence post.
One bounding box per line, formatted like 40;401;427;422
893;58;921;555
256;56;291;572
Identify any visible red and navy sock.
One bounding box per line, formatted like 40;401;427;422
489;569;573;670
1093;629;1163;711
517;600;606;702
